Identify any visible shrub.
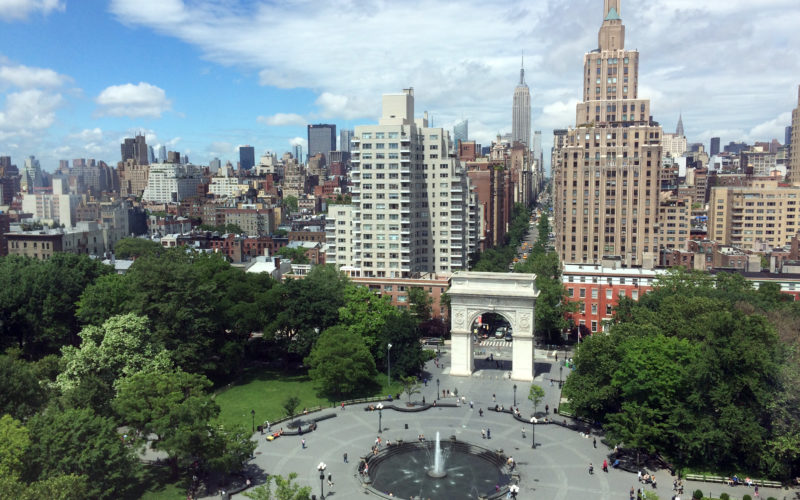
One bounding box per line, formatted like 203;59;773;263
720;494;730;500
742;495;752;500
692;489;703;500
766;497;778;500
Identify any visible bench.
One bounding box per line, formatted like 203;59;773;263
684;474;726;483
757;479;781;488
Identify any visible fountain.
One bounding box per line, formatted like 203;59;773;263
427;432;447;478
365;433;510;499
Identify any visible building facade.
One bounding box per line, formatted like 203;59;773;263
239;145;255;171
342;88;478;277
308;124;336;162
142;163;204;203
512;62;531;149
553;0;663;267
790;86;800;185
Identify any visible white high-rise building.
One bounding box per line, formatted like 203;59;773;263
454;119;468;146
331;88;478;277
512;58;531;150
142;163;203;203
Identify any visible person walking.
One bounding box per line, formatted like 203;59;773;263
343;452;348;463
602;459;608;473
327;473;333;488
492;393;496;403
545;404;549;414
479;408;484;417
301;438;306;449
487;428;491;439
593;437;597;448
481;429;486;439
521;427;526;438
629;486;635;500
588;463;594;475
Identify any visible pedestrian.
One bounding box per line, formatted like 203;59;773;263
630;486;635;500
589;463;594;474
479;408;483;417
442;389;445;398
545;404;549;414
341;402;345;410
754;484;759;497
521;427;526;438
593;437;597;448
470;400;474;409
550;378;554;386
301;438;306;449
266;421;270;432
602;459;608;473
327;473;333;488
492;393;496;402
487;428;491;439
481;429;486;439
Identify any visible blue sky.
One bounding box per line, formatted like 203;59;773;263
1;0;799;172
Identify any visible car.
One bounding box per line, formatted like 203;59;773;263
494;326;507;339
504;333;513;342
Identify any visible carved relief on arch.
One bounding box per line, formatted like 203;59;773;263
453;307;467;329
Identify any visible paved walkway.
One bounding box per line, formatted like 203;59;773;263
210;349;792;500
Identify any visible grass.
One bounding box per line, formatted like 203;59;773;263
139;465;185;500
214;367;405;430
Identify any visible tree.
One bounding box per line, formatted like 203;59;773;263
277;246;310;264
305;326;378;398
283;195;299;213
408;287;432;322
243;472;312;500
113;369;219;477
379;310;426;378
401;376;421;403
339;285;397;361
0;414;29;479
25;408;140;499
528;385;545;414
283;396;301;419
112;237;163;259
203;425;257;475
0;354;52;419
0;473;88;500
56;313;172;394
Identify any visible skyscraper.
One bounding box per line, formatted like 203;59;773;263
710;137;721;156
339;129;353;153
512;57;531;149
239;145;255;170
790;86;800;185
293;144;303;163
553;0;663;267
335;88;477;277
120;135;148;165
454;119;469;147
307;124;336;162
157;145;167;163
676;113;685;137
148;145;156;164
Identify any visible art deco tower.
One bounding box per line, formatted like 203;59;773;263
553;0;663;267
790;86;800;185
512;57;531;149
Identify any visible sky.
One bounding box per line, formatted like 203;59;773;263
0;0;798;174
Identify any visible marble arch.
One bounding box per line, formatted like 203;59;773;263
448;272;539;382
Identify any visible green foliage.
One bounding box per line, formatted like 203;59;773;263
203;425;257;475
56;313;172;394
113;370;219;475
0;354;53;419
528;385;545;411
282;396;301;418
472;203;531;272
113;237;163;259
692;489;703;500
0;473;89;500
563;268;799;478
243;472;312;500
408;286;433;321
742;495;752;500
0;414;29;479
283;195;299;212
77;250;273;381
401;376;421;402
719;493;730;500
0;254;112;358
305;326;378;398
380;310;426;378
339;285;395;358
25;407;140;499
277;246;310;264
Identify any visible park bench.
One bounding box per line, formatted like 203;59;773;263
684;473;726;483
756;479;781;488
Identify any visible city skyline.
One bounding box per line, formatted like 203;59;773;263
0;0;798;171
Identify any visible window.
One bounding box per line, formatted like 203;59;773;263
579;288;586;298
606;288;612;299
591;288;598;299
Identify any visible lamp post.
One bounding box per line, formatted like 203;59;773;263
513;384;517;407
387;343;393;387
436;378;440;400
317;462;327;499
530;417;536;449
559;365;563;388
251;409;255;433
376;403;383;433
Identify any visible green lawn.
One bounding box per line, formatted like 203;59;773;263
214;367;405;430
139;465;185;500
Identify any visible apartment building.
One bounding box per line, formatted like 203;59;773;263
708;179;800;250
342;88;478;277
142;163;204;203
553;0;663;267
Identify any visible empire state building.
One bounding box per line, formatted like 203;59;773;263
512;58;531;149
553;0;663;267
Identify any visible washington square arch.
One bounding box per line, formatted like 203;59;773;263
448;272;539;382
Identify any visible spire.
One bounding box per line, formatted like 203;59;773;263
676;113;685;137
519;51;525;85
604;0;621;21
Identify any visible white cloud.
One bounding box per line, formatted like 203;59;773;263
289;137;306;147
95;82;172;118
104;0;800;167
0;64;70;88
257;112;306;126
0;89;63;136
0;0;64;21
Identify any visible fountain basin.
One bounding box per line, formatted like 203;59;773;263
365;440;511;500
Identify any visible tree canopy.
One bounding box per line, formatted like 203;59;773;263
563;268;799;477
305;325;378;398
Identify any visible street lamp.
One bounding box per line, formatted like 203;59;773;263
387;343;393;387
251;409;255;433
436;378;440;400
559;365;563;388
317;462;327;499
376;403;383;433
530;417;536;449
513;384;517;407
